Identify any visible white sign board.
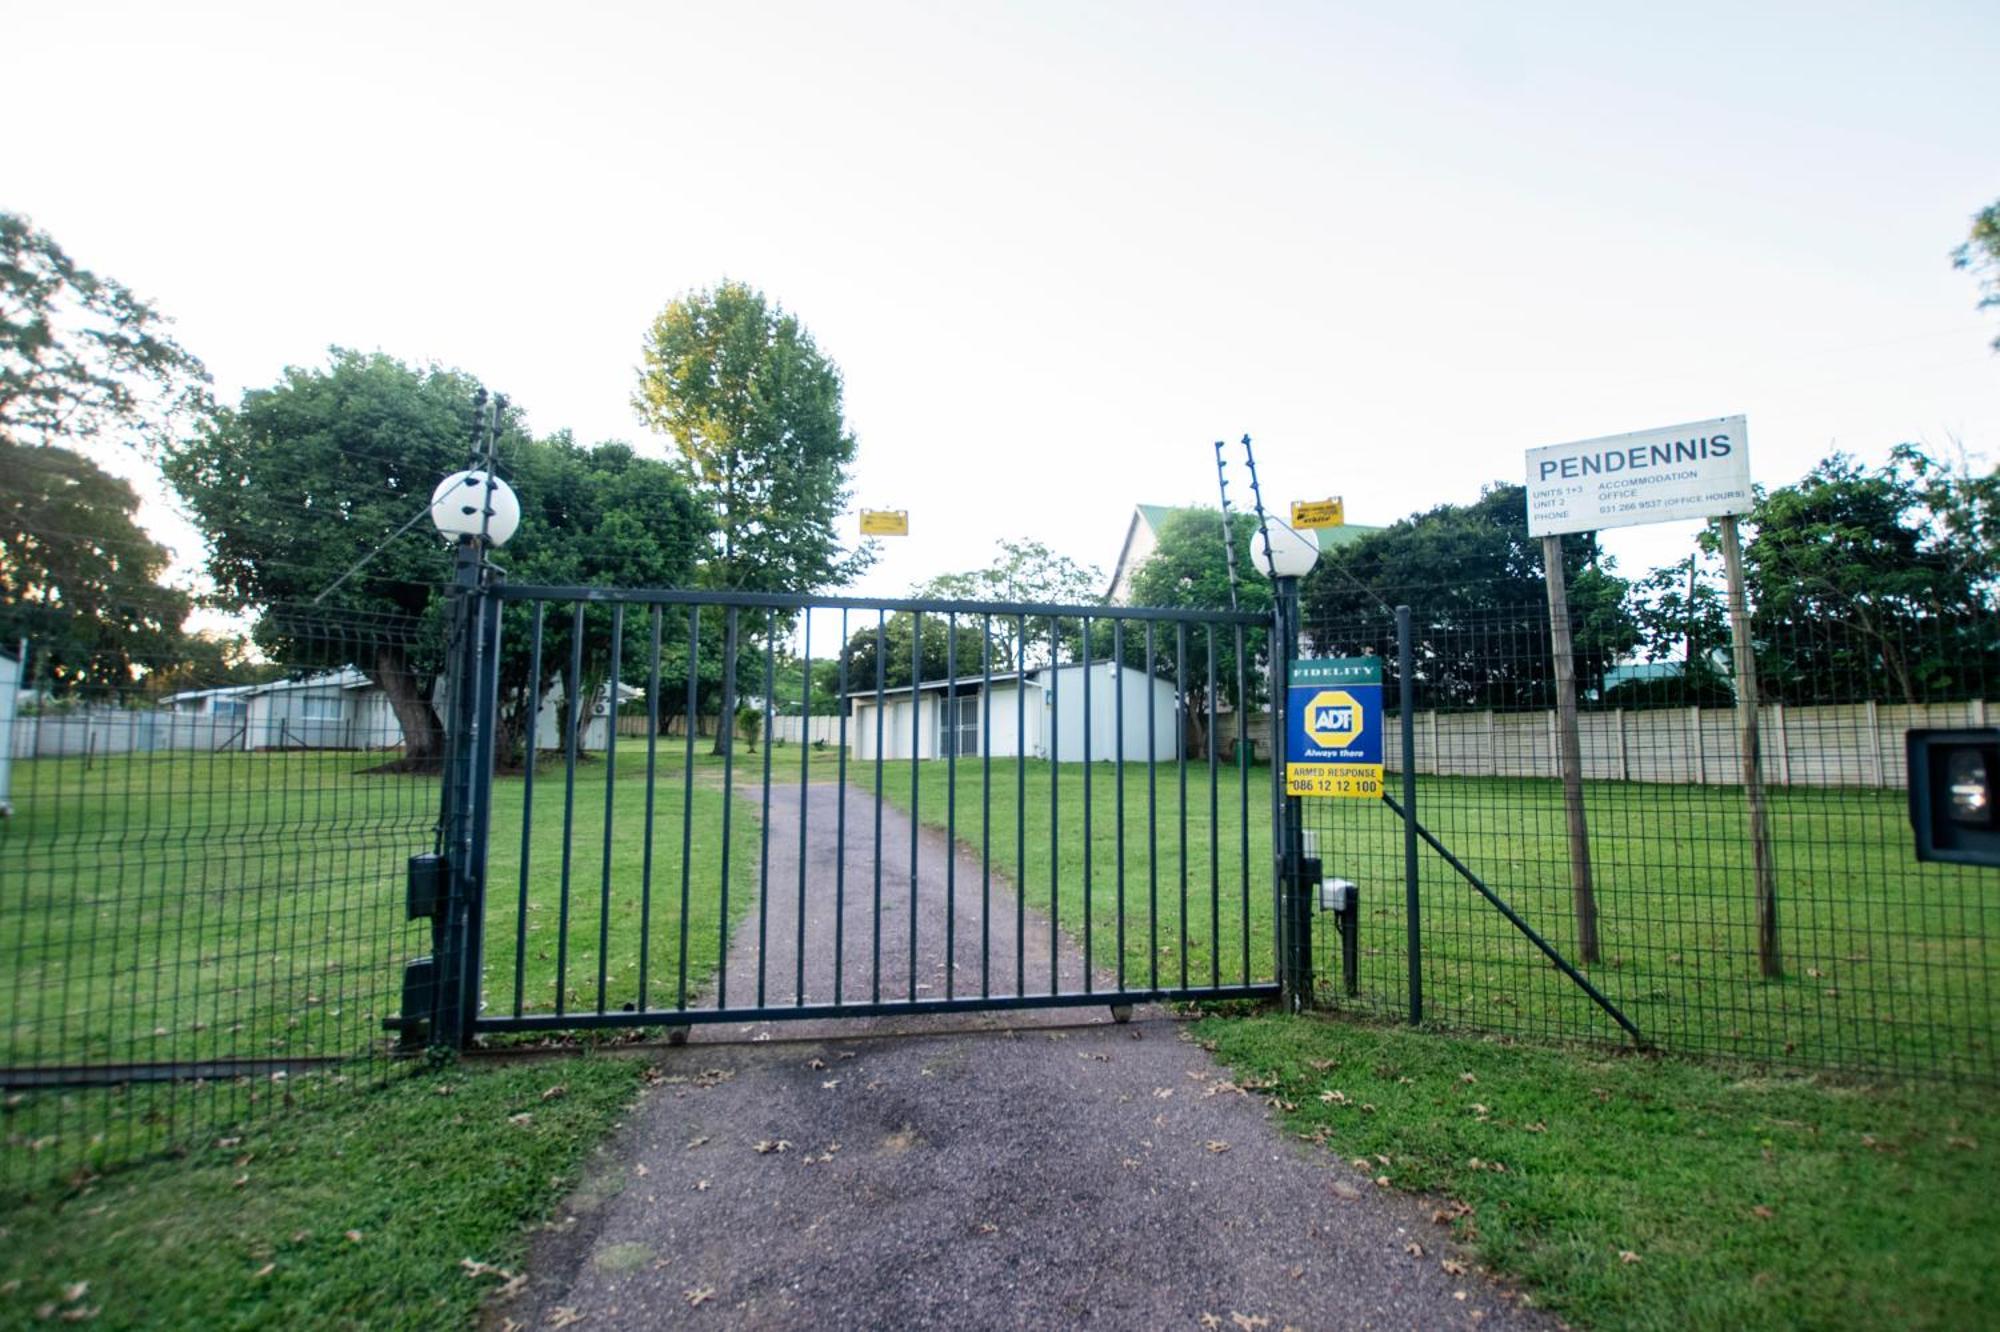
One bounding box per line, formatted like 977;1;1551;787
1525;415;1750;537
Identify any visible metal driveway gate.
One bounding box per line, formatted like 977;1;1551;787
395;552;1287;1045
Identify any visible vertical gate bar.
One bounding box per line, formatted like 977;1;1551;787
909;611;922;1002
946;615;958;1000
758;615;775;1006
1236;623;1250;985
1049;617;1061;995
1207;623;1220;989
1114;619;1126;992
1015;613;1027;998
981;615;993;998
797;613;811;1006
463;581;504;1043
677;606;699;1011
1081;616;1093;992
513;601;544;1017
596;603;623;1013
556;600;584;1016
872;609;886;1003
639;606;662;1012
1399;604;1421;1025
1177;621;1189;991
718;606;738;1009
1146;622;1159;994
834;609;849;1007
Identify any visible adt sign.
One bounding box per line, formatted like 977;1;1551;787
1286;658;1383;799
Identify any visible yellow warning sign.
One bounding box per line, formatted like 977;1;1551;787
1291;498;1344;529
860;509;909;536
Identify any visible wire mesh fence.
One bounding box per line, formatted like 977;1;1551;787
0;606;437;1195
1301;594;1998;1079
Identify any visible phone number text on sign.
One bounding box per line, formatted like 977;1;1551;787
1285;763;1383;798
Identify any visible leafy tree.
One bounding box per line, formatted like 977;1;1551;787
141;632;285;698
911;538;1105;669
1126;508;1272;756
165;351;705;765
837;610;991;695
1737;447;1998;704
1;212;210;454
0;438;189;693
633;281;872;750
1955;198;2000;350
1301;483;1637;710
164;351;491;762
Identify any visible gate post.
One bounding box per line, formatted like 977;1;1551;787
431;536;502;1050
1273;575;1311;1012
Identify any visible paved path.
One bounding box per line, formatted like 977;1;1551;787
511;784;1553;1330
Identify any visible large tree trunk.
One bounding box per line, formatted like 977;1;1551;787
369;643;444;767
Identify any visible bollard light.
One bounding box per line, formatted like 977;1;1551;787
431;469;521;546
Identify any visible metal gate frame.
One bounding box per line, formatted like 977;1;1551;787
397;545;1301;1047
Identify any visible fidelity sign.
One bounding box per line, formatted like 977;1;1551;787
1525;415;1750;537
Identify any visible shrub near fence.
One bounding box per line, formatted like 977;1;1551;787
1301;601;1999;1079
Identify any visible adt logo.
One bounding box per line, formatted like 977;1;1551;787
1303;689;1364;749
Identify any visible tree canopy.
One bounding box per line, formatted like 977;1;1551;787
634;281;870;596
166;350;706;762
0;438;188;693
1955;198;2000;350
1301;483;1637;709
1;212;210;455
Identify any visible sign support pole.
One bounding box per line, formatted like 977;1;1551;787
1717;515;1781;979
1541;534;1602;963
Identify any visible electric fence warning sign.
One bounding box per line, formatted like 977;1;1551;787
1286;657;1384;799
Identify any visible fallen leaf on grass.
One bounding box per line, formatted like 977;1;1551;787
548;1307;585;1328
1459;1073;1478;1084
684;1135;709;1150
344;1230;364;1244
683;1287;715;1308
1619;1251;1643;1265
634;1163;649;1178
807;1058;828;1071
461;1258;516;1281
1199;1316;1223;1330
1441;1259;1468;1276
1404;1242;1425;1257
541;1085;567;1102
508;1113;534;1126
1205;1140;1231;1154
253;1263;276;1279
62;1283;88;1304
1230;1314;1270;1330
753;1140;793;1155
976;1222;999;1236
1750;1205;1775;1221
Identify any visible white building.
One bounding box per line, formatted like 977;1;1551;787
850;662;1181;763
0;644;19;815
241;669;400;750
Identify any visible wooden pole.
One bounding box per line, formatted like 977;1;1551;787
1717;515;1781;979
1541;534;1600;963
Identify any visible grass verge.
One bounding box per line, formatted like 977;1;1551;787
0;1055;648;1330
1195;1009;1999;1331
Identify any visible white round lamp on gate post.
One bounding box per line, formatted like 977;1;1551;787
1256;520;1320;580
431;469;521;546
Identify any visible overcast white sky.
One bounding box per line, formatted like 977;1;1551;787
9;0;1997;601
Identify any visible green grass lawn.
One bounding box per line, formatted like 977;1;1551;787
1;749;758;1188
0;1054;648;1330
1197;1010;2000;1331
822;747;1996;1076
